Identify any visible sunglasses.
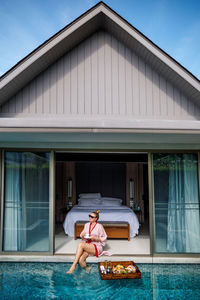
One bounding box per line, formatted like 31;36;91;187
89;214;96;218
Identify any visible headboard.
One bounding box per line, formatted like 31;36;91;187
76;162;126;204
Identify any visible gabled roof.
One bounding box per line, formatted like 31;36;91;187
0;1;200;106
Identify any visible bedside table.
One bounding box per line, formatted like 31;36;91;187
60;207;71;222
60;207;71;214
133;208;142;223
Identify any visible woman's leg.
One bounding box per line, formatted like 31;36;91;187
66;243;96;273
79;251;89;268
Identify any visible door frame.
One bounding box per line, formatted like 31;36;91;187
53;150;152;255
0;149;54;255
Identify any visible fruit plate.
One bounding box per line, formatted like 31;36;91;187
98;261;141;280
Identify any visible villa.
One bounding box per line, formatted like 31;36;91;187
0;2;200;263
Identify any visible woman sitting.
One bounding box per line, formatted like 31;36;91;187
66;209;107;273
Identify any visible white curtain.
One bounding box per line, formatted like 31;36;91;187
4;152;22;251
167;154;200;252
3;152;50;252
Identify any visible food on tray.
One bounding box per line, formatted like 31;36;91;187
125;265;137;273
115;264;124;270
99;261;141;279
112;264;136;274
112;264;124;274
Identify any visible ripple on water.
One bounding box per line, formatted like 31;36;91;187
0;263;199;300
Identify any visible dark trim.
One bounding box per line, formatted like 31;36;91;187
56;152;148;162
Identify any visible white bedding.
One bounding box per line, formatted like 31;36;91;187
63;205;140;238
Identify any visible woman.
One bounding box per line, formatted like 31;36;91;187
66;209;107;273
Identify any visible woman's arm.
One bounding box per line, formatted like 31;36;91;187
99;225;107;243
80;223;88;239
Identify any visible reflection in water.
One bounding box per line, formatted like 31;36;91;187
0;263;199;299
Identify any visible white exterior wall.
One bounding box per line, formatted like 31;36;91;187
0;31;199;120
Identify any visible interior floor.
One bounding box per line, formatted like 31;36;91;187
55;221;150;255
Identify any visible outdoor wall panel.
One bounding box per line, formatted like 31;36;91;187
77;43;85;114
91;34;98;115
57;57;64;115
146;64;153;116
111;35;119;115
98;32;105;115
50;64;57;114
138;58;146;115
160;76;167;116
132;52;139;116
125;47;132;116
166;81;174;118
152;70;160;116
105;32;112;115
0;31;199;120
43;69;50;114
29;80;36;114
118;42;126;115
63;54;71;114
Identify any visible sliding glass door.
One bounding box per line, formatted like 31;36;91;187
3;151;50;252
153;153;200;253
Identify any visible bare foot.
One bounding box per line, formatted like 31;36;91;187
85;266;91;274
79;262;87;268
66;265;76;274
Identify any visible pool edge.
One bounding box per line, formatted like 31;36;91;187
0;255;200;264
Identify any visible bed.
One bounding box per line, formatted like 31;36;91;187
63;194;140;238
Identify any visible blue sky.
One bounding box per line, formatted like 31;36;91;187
0;0;200;79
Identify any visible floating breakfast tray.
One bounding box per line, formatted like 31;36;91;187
98;261;141;280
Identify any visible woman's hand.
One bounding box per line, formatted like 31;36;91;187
90;236;100;242
80;232;85;240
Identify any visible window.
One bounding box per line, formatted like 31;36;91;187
3;152;50;252
153;153;200;253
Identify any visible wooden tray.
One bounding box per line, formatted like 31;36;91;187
98;261;141;280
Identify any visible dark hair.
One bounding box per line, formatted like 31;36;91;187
91;209;100;220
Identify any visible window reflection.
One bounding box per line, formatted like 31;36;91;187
153;153;200;253
3;152;50;252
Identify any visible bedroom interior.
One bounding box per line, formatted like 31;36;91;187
55;152;150;255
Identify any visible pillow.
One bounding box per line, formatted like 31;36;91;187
101;198;122;206
78;197;101;202
78;198;101;206
101;197;123;204
79;193;101;199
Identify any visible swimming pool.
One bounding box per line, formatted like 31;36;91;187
0;263;200;299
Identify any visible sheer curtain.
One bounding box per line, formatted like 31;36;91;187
3;152;22;251
3;152;50;252
167;154;200;252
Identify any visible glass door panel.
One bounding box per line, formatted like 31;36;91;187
153;153;200;253
3;152;50;252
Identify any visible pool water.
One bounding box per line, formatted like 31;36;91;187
0;263;200;299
